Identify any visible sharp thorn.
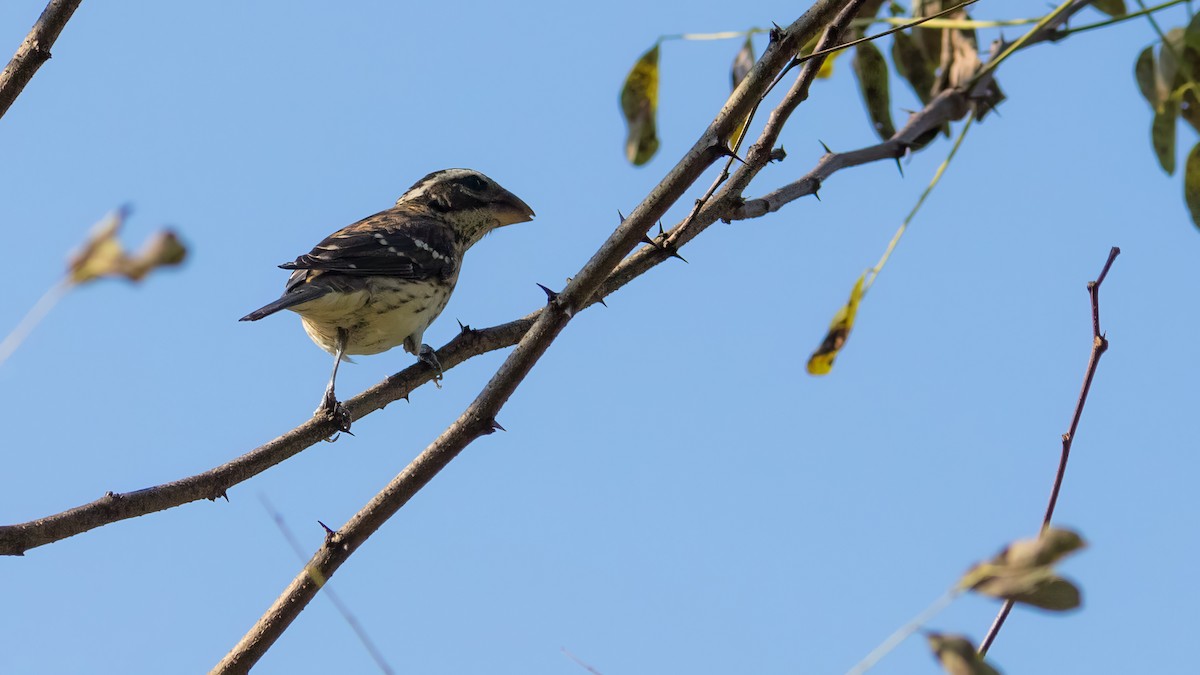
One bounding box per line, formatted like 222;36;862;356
318;520;336;536
617;209;625;223
813;189;821;202
894;157;904;177
668;248;689;264
536;283;558;302
596;296;608;307
769;146;787;163
657;222;665;236
491;420;507;433
641;234;660;248
818;139;833;154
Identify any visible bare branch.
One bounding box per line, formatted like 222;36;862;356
977;246;1121;656
0;0;83;121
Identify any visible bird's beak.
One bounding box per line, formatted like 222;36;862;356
496;189;536;225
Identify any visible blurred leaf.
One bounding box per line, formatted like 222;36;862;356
620;44;661;166
960;528;1085;612
1135;46;1160;108
1182;13;1200;82
1180;86;1200;133
807;275;865;376
1159;28;1183;95
1091;0;1126;16
69;207;131;284
729;35;755;147
123;230;188;281
893;30;936;104
927;633;1003;675
1152;100;1179;175
853;41;896;140
933;9;1004;118
800;34;839;79
68;208;188;284
912;0;946;70
1184;142;1200;229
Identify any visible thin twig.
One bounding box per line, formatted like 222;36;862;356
845;589;961;675
0;279;70;368
0;0;83;121
977;247;1121;656
259;496;394;675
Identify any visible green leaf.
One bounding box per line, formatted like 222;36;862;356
852;42;895;140
1184;142;1200;230
892;30;936;104
927;633;1003;675
620;44;661;166
1091;0;1126;17
1181;13;1200;82
1152;100;1179;175
1135;46;1160;108
728;36;755;148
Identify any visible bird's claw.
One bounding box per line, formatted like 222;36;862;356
315;393;353;436
418;344;444;388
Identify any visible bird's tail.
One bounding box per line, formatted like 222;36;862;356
239;289;323;321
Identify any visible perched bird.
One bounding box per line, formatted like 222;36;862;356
241;169;535;428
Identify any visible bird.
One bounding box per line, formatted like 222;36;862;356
240;168;535;430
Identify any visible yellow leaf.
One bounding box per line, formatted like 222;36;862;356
620;44;661;166
67;208;188;284
807;274;865;376
69;208;130;284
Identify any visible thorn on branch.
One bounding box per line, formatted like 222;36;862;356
894;157;904;177
488;420;507;434
456;319;474;335
536;283;559;303
769;22;784;43
617;209;626;223
818;139;833;155
715;144;747;164
769;146;787;163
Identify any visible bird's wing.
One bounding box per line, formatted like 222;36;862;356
279;209;458;281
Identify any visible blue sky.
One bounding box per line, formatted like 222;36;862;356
1;1;1197;673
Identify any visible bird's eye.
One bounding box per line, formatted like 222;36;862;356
460;175;488;192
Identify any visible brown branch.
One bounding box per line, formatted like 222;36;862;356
977;246;1121;657
0;0;83;121
0;0;1107;559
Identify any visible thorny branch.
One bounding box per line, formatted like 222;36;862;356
0;0;82;121
977;247;1121;657
0;0;1115;559
211;1;860;671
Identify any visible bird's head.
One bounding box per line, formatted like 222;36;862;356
397;168;535;247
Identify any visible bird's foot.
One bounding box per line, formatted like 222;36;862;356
418;344;444;388
315;390;353;436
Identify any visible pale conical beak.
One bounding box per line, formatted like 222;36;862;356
497;189;535;225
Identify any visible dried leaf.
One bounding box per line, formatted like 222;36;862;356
807;275;865;376
1135;46;1159;108
933;11;1004;118
927;633;1003;675
123;230;188;281
1091;0;1126;17
1183;142;1200;230
729;36;755;147
912;0;946;69
960;528;1086;612
69;208;131;284
1152;100;1179;175
67;208;188;284
852;42;896;140
620;44;660;166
